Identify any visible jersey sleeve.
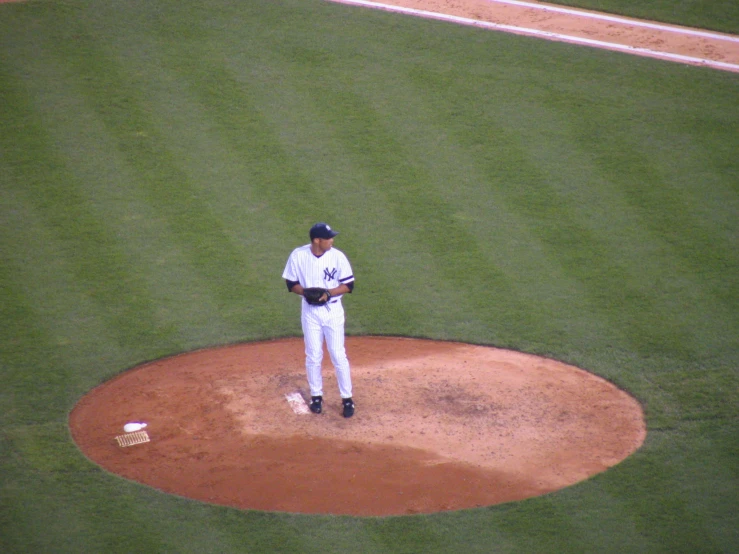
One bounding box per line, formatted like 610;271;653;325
282;250;299;282
337;251;354;286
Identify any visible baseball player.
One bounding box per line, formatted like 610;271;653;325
282;222;356;418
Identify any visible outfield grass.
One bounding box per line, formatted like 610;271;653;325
1;0;737;552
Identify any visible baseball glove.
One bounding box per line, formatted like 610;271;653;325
303;287;331;306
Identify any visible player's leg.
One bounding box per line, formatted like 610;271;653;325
323;307;352;399
301;308;325;398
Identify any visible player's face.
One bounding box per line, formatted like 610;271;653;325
317;237;334;251
310;236;335;256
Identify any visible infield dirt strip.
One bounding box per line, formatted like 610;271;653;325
70;337;645;516
330;0;739;72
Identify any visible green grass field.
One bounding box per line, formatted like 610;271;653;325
1;0;737;552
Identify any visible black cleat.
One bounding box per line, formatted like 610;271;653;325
309;396;323;414
342;397;355;418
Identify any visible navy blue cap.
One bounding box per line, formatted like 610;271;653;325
310;222;339;240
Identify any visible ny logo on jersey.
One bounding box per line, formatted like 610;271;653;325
324;268;337;281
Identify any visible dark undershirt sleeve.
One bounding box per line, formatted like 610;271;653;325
286;279;353;292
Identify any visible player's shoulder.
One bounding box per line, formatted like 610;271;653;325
289;244;312;256
327;248;351;265
330;248;353;273
329;246;349;258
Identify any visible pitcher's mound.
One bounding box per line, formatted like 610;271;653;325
69;337;645;516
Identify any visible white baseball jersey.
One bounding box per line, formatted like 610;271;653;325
282;244;354;303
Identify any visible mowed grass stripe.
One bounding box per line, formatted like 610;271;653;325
70;7;318;338
545;460;732;554
0;67;184;363
648;366;738;420
413;498;593;554
493;113;718;360
555;489;655;554
556;82;739;349
1;470;171;553
129;7;409;336
209;50;468;336
398;32;739;360
593;434;730;552
141;22;324;222
102;6;408;339
5;56;256;353
417;84;709;361
143;21;435;333
343;60;625;348
302;78;546;340
38;16;279;332
0;191;139;421
680;421;739;549
361;513;506;553
152;48;424;333
346;29;712;358
670;422;739;550
0;422;136;554
61;55;301;342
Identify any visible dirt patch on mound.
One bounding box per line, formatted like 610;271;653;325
69;337;645;516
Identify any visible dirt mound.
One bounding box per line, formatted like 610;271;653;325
69;337;645;516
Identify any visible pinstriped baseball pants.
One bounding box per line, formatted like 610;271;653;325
301;301;352;399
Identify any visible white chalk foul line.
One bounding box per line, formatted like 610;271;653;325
328;0;739;72
285;391;311;415
486;0;739;42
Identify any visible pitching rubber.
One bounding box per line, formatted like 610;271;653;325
115;430;150;447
